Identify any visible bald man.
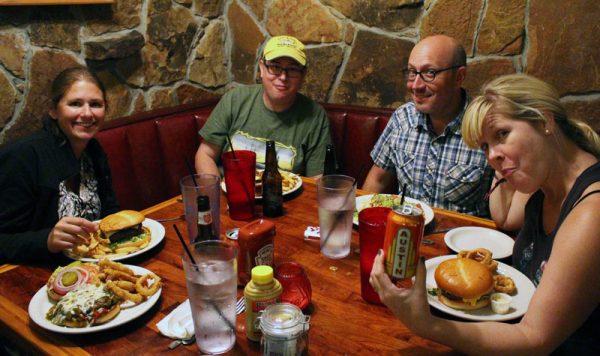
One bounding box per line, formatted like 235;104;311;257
363;35;493;217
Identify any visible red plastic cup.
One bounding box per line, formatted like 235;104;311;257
222;150;256;220
275;262;312;310
358;207;391;304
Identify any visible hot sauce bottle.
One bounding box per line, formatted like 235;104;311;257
238;219;276;285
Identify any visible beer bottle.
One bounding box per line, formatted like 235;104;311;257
195;195;215;242
262;140;283;217
324;144;337;175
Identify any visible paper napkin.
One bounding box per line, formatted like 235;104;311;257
156;299;194;339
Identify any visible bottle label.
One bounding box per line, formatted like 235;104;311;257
255;243;273;266
197;210;212;225
249;295;281;339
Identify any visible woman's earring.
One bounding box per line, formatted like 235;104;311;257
545;129;551;135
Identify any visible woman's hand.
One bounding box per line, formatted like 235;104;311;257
369;250;432;332
47;217;98;253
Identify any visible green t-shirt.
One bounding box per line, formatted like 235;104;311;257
199;85;331;176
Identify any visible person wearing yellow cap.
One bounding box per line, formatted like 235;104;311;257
195;35;331;177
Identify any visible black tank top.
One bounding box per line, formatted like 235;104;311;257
513;160;600;354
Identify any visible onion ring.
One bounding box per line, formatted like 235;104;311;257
458;248;498;272
107;281;144;304
494;275;516;294
135;273;161;297
99;258;135;276
103;268;139;283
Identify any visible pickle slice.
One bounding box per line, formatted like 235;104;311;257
61;271;79;286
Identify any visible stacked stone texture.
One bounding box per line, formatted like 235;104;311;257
0;0;598;144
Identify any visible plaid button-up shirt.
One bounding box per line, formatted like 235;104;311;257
371;99;493;217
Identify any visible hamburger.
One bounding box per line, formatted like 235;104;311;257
434;258;494;310
99;210;150;250
46;284;121;327
46;261;101;302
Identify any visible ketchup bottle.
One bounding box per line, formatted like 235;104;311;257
238;219;276;285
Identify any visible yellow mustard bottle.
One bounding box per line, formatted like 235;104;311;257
244;265;282;341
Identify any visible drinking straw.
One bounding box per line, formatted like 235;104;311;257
173;224;199;269
226;135;237;159
173;224;235;332
184;157;198;187
400;183;407;206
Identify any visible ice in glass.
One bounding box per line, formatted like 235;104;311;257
182;241;237;354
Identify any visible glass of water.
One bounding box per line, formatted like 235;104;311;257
316;175;356;259
182;240;238;354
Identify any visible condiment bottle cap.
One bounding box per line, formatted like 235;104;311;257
252;265;274;284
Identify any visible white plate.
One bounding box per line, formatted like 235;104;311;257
221;171;302;198
28;265;161;334
64;218;165;262
353;194;434;225
425;255;535;321
444;227;514;259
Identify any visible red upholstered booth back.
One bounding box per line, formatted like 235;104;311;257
97;100;394;210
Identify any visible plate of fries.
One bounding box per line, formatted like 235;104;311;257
29;260;162;334
64;218;165;262
221;169;302;198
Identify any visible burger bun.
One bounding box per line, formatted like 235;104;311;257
99;210;144;233
434;258;494;310
93;304;121;325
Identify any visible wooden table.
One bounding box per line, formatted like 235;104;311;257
0;177;497;355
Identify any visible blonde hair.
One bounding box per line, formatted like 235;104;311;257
462;74;600;156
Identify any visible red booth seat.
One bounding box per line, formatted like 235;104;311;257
96;99;394;210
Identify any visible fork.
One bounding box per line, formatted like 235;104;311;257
168;334;195;349
236;296;245;315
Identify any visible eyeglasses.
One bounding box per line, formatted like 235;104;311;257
263;62;305;78
403;65;462;83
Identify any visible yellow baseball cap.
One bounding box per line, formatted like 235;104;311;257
263;36;306;66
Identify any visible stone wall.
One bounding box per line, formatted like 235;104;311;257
1;0;599;145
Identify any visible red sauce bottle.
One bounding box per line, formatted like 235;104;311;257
238;219;276;285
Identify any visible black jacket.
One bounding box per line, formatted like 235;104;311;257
0;119;119;264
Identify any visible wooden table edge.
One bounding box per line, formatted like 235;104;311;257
0;294;90;355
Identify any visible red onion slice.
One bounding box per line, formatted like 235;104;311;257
52;267;89;295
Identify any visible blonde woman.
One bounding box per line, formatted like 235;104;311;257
370;74;600;354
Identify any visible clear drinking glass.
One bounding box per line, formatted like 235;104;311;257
317;174;356;259
182;240;238;354
180;174;221;243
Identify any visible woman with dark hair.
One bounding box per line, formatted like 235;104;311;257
0;67;119;264
370;74;599;354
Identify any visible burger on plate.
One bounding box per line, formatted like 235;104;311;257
46;261;101;302
434;258;494;310
46;284;121;327
99;210;151;251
